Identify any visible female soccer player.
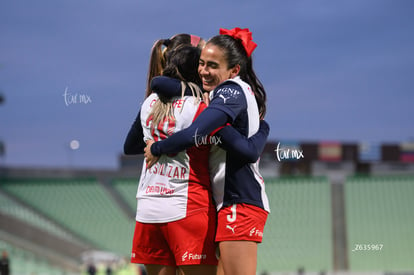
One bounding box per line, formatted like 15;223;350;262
131;45;218;275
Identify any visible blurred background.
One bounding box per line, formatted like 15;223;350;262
1;0;413;274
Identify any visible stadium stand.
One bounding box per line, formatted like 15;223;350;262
1;163;414;274
0;190;80;243
111;179;138;213
257;177;333;273
345;176;414;271
0;178;135;256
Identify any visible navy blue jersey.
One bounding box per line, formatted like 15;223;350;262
207;77;269;211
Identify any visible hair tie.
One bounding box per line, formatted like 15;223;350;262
163;39;171;47
219;27;257;57
190;35;201;47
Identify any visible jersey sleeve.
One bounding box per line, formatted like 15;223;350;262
123;108;146;154
207;82;247;123
150;76;193;97
149;81;263;158
150;108;228;156
215;120;270;163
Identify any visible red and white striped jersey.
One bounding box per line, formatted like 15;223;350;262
136;93;212;223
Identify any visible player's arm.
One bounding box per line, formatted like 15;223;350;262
150;76;194;97
149;82;245;156
148;108;269;163
124;77;190;155
148;81;247;153
215;120;270;163
123;109;146;155
150;107;228;156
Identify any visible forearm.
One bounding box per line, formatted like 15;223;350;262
150;108;228;156
216;120;270;162
150;76;193;97
123;110;146;155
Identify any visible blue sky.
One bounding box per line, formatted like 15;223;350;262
0;0;413;168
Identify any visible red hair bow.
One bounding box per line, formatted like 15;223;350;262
219;27;257;57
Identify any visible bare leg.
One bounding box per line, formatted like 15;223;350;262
218;241;258;275
216;258;225;275
144;264;176;275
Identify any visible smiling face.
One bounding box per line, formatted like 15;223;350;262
198;44;240;92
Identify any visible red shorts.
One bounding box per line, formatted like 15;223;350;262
131;207;218;266
215;203;268;243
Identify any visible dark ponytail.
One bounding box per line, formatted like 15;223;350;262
162;45;202;86
145;34;205;97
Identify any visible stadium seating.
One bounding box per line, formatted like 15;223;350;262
2;174;414;274
112;179;138;213
1;179;135;256
257;177;332;273
345;176;414;271
0;191;77;242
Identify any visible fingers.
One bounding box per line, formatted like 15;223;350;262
146;155;159;169
203;92;210;106
144;140;154;158
144;140;158;168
